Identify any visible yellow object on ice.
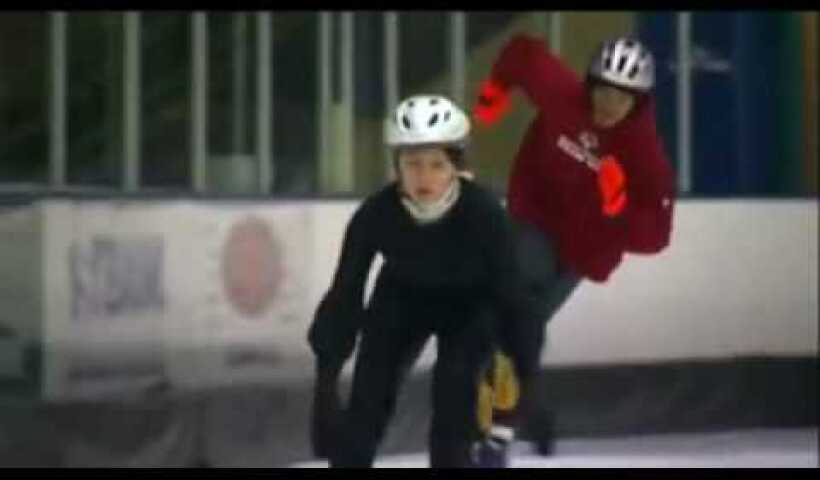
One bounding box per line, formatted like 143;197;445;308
477;351;521;434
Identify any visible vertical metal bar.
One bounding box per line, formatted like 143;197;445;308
677;12;692;194
104;15;120;188
232;12;247;155
550;11;562;54
339;12;355;192
449;12;466;106
256;12;273;194
317;12;332;193
123;12;141;192
383;12;399;181
534;11;548;42
803;12;818;193
191;12;208;193
49;12;67;189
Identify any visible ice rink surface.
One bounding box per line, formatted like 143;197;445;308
289;428;818;468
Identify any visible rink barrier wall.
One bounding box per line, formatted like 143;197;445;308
0;197;816;466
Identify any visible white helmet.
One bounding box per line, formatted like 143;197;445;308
384;94;470;149
588;37;655;93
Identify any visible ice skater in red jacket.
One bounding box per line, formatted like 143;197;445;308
471;35;676;467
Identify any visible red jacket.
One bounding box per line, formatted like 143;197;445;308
489;34;676;282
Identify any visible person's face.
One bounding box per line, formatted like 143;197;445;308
591;84;637;128
397;147;457;204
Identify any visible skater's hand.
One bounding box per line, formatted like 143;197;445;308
597;155;627;217
473;79;511;128
308;295;360;364
311;365;343;459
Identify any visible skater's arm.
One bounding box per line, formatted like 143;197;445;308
308;202;377;364
481;193;528;326
487;34;581;113
619;126;676;254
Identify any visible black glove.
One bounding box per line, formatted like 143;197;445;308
307;295;360;363
310;358;344;459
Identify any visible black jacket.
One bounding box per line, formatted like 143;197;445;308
307;179;524;364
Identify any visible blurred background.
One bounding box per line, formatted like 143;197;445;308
0;11;816;197
0;11;817;468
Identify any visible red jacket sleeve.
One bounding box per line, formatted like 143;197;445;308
619;113;676;254
490;34;582;112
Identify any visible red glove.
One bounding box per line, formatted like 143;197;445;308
473;79;511;127
598;155;628;217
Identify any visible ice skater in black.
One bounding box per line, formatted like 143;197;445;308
307;94;524;468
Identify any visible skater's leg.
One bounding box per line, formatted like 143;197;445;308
428;306;495;468
472;351;519;467
505;270;580;417
492;221;580;448
311;359;345;459
330;287;429;468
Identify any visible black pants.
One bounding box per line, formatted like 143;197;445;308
329;280;495;468
497;220;581;425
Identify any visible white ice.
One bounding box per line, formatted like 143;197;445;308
289;427;818;468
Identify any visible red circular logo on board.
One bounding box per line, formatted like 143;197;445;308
221;216;284;318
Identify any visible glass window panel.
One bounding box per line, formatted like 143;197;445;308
66;12;124;187
0;13;48;185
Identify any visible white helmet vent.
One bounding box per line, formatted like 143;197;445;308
589;36;655;92
385;94;470;148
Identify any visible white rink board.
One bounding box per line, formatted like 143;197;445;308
0;204;42;342
0;199;816;399
8;200;317;400
41;202;171;400
542;199;819;365
160;202;315;391
340;200;818;369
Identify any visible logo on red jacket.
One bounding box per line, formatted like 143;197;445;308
579;130;599;153
557;130;601;171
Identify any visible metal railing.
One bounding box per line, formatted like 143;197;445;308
5;11;699;197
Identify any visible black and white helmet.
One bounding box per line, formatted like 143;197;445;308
384;95;470;149
588;37;655;93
